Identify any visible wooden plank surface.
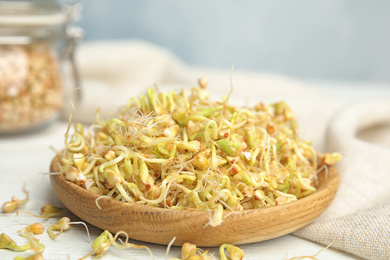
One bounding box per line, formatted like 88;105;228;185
0;122;359;259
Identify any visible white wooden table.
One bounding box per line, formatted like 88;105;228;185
3;80;388;259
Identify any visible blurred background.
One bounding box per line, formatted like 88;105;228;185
65;0;390;83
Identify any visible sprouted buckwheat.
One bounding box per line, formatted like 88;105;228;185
59;79;341;226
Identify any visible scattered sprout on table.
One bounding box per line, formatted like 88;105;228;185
17;223;45;253
18;223;44;235
180;242;197;259
39;204;62;219
47;217;90;240
286;241;334;260
0;233;30;252
16;204;62;219
1;187;29;213
79;230;153;259
175;242;216;260
19;231;45;253
219;244;244;260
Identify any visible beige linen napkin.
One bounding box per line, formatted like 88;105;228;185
64;40;390;259
294;101;390;260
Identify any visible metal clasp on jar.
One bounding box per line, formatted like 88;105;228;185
62;3;84;103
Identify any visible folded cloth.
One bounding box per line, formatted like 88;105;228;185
293;101;390;259
63;40;390;259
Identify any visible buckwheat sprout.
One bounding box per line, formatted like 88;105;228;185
205;204;224;227
16;203;62;219
178;242;195;260
173;242;216;260
88;124;101;145
95;196;111;210
1;186;29;213
115;183;134;203
147;137;178;146
80;230;154;260
98;152;126;174
287;241;334;260
221;119;247;131
93;168;105;191
164;237;176;260
292;142;310;165
14;252;45;260
0;233;30;252
19;231;45;253
64;101;76;146
40;204;62;218
47;217;90;241
18;223;44;235
322;152;342;166
204;120;218;140
220;65;235;105
162;165;187;204
130;152;168;164
66;133;85;152
113;231;154;259
17;223;45;252
219;243;244;260
296;172;316;193
139;185;167;205
79;230;112;259
107;187;117;197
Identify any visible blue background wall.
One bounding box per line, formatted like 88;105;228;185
71;0;390;82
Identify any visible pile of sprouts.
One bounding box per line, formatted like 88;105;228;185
59;78;340;225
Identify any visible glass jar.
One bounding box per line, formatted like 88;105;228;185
0;0;82;134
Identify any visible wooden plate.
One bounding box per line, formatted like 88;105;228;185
50;155;338;246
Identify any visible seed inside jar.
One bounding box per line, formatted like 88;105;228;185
0;44;63;132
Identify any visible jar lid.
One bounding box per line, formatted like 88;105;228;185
0;0;81;26
0;0;82;44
